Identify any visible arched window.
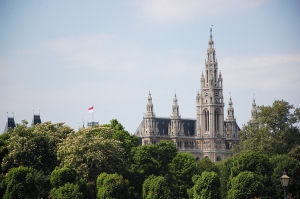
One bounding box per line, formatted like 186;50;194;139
204;109;209;131
215;109;220;132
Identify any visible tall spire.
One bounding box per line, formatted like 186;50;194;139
145;92;155;118
251;97;257;121
171;93;180;118
226;95;235;120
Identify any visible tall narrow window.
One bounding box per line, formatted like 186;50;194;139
204;110;209;131
215;110;219;132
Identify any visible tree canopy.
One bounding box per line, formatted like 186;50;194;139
234;100;300;156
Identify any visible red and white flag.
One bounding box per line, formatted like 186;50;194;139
88;106;94;113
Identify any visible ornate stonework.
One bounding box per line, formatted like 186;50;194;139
135;31;241;162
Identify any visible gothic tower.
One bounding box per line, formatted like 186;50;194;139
196;28;225;160
143;92;156;136
169;94;181;136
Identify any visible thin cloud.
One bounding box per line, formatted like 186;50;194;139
221;53;300;91
134;0;269;23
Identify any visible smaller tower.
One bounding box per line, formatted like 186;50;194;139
250;98;259;127
143;92;156;135
225;96;237;138
170;94;181;135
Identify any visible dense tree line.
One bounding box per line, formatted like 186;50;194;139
0;100;299;199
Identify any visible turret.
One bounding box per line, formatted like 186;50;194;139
143;92;156;135
226;96;235;121
251;98;257;121
170;94;181;135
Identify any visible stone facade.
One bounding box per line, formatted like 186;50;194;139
135;31;242;162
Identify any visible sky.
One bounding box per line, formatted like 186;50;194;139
1;0;300;134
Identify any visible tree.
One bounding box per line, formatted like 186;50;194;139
234;100;300;156
3;166;40;199
215;156;235;199
109;119;139;159
227;171;263;199
269;155;300;199
230;152;272;178
51;183;83;199
193;171;221;199
57;125;128;183
96;172;129;199
169;152;199;199
51;165;77;188
196;157;219;175
142;175;171;199
228;171;264;199
230;152;272;196
2;121;74;174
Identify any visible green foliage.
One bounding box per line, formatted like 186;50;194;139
169;152;199;199
234;100;300;156
3;166;40;199
109;119;139;159
142;175;171;199
193;171;221;199
231;152;272;177
269;155;300;199
215;156;235;199
0;132;10;174
197;157;219;175
227;171;263;199
230;152;272;197
131;140;178;177
1;121;73;174
51;165;77;188
130;140;178;196
57;125;128;183
96;172;129;199
51;183;83;199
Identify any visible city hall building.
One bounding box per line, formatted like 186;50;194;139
135;30;258;162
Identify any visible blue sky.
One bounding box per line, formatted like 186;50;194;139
1;0;299;133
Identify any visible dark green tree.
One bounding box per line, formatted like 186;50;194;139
50;165;77;188
130;140;178;197
169;152;199;199
269;154;300;199
3;166;40;199
227;171;263;199
230;152;272;198
109;119;138;159
142;175;171;199
51;183;83;199
96;172;129;199
215;156;235;199
193;171;221;199
196;157;219;175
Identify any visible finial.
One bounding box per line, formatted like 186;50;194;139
210;25;213;36
7;112;8;118
33;109;34;115
229;92;231;99
39;110;40;115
